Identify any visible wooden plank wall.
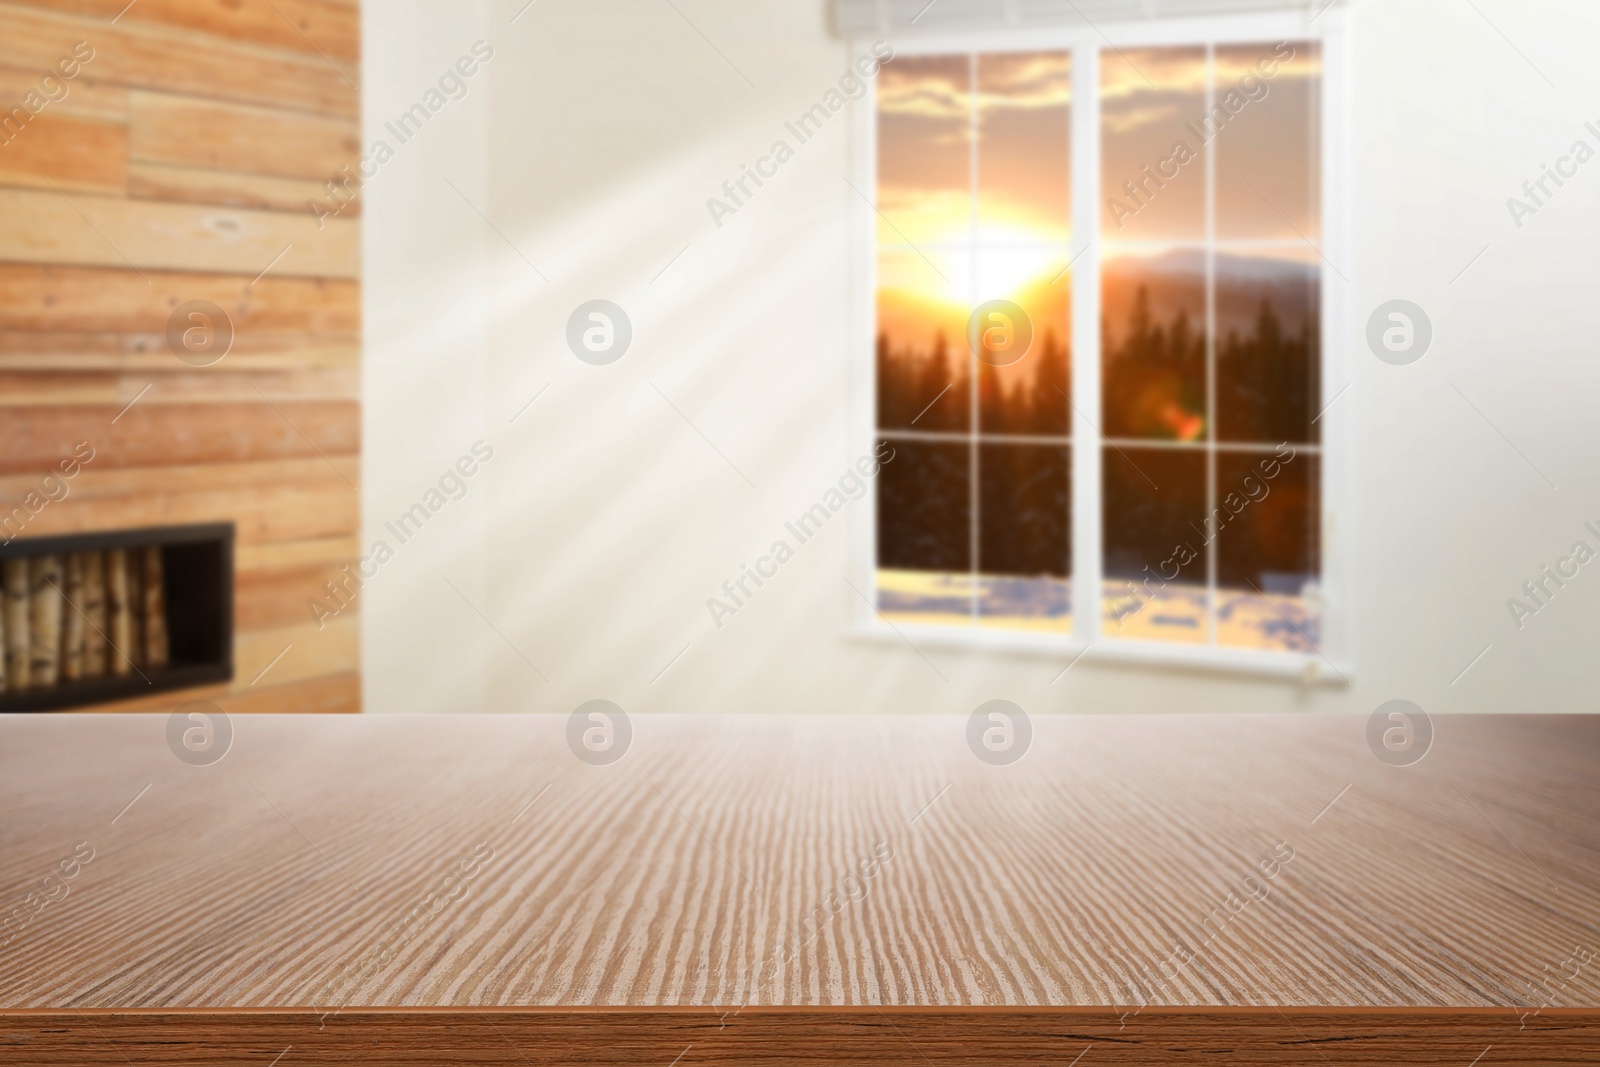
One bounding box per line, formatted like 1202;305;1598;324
0;0;362;712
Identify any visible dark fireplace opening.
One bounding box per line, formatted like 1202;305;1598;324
0;523;233;713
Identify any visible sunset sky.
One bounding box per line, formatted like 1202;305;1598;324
876;43;1322;365
1101;44;1321;243
876;51;1074;412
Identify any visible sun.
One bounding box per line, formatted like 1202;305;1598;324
931;223;1064;306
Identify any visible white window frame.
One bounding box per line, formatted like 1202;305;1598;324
847;9;1352;681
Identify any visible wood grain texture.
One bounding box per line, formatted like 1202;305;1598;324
0;458;360;544
129;91;358;180
127;159;347;215
0;3;358;118
0;67;128;122
0;336;360;373
1;0;361;62
0;186;357;277
0;109;128;192
0;0;361;711
0;401;360;473
1;1008;1597;1067
235;557;357;630
0;366;359;405
67;668;360;714
217;668;359;713
234;534;359;571
233;614;357;685
0;715;1597;1064
0;265;358;332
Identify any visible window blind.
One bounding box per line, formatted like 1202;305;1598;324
832;0;1328;36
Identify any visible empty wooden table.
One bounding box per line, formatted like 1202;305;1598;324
1;712;1596;1064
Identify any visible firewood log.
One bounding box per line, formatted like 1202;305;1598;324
62;553;85;681
143;547;168;669
106;548;132;677
28;555;63;687
82;551;107;676
126;550;144;669
2;559;28;687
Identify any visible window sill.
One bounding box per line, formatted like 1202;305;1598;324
845;621;1351;684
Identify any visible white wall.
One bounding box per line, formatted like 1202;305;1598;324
363;0;492;713
365;0;1600;715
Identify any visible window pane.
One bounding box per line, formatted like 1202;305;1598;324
979;443;1070;632
877;439;971;626
1214;450;1320;651
1102;447;1206;643
1102;251;1206;440
978;52;1070;245
878;55;970;247
877;248;970;432
977;324;1071;436
872;41;1324;653
1100;47;1206;242
976;248;1071;435
1216;248;1320;444
1215;41;1320;241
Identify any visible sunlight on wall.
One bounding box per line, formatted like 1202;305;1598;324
363;0;1600;715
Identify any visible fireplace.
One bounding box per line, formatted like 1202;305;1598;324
0;524;233;712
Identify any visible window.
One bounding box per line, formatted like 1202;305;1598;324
860;17;1343;672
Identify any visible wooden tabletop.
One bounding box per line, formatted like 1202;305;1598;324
2;712;1597;1065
